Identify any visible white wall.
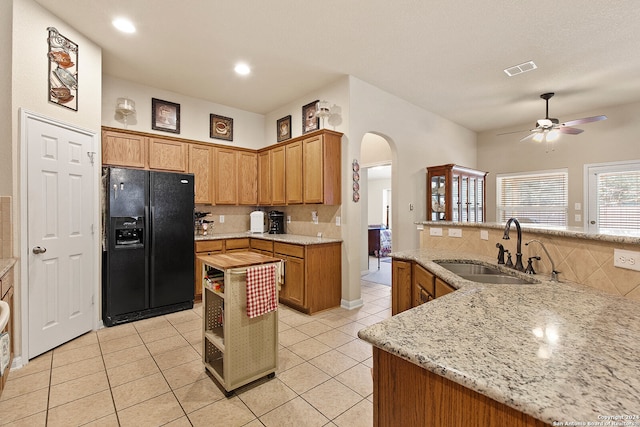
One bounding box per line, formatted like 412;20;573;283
10;0;103;362
102;75;266;150
344;76;477;303
478;101;640;225
0;0;12;196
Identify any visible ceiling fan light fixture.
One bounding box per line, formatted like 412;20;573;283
546;129;560;142
532;132;545;143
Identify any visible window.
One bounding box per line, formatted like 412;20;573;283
586;161;640;231
496;169;568;226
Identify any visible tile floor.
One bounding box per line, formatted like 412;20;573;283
0;279;391;426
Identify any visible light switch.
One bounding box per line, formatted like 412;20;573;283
219;215;225;223
430;227;443;236
574;202;581;210
574;214;581;222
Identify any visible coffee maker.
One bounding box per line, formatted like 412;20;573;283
268;210;285;234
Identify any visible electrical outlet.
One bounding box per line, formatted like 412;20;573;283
219;215;225;223
480;230;489;240
416;224;424;230
574;214;581;222
336;216;341;226
614;249;640;272
430;227;443;236
448;228;462;238
287;215;291;223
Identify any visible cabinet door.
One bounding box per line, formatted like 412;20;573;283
435;278;455;298
413;264;435;307
392;260;413;315
148;137;187;171
257;151;271;205
279;255;305;307
238;151;257;205
285;141;303;204
303;135;323;203
188;144;213;204
215;148;238;204
102;130;147;168
271;147;286;205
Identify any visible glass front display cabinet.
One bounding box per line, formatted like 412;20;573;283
426;164;487;222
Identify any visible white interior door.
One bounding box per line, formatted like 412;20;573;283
26;113;95;359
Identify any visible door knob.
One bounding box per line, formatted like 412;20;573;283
32;246;47;254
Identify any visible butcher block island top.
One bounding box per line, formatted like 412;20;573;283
358;248;640;425
197;251;280;270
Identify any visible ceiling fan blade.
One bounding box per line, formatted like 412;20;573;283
519;132;537;142
561;115;607;127
558;126;584;135
497;129;529;136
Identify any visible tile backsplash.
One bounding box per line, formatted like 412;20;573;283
421;227;640;302
194;204;342;239
0;196;12;258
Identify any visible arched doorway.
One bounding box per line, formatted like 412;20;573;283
360;133;393;286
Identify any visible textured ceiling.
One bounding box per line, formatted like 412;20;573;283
34;0;640;132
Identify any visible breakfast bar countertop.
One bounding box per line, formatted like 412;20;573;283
194;232;342;245
358;248;640;425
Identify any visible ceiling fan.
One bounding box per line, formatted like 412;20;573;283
520;92;607;143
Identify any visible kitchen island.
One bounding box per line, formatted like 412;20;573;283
358;248;640;426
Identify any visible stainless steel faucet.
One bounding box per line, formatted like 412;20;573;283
525;239;560;282
502;218;524;271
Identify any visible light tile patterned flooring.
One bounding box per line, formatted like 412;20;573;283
0;279;391;426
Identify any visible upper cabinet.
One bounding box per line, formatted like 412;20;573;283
215;147;238;205
257;150;271;205
148;137;187;172
303;132;341;205
427;164;487;222
270;146;286;206
102;129;147;168
285;141;303;204
188;144;214;204
238;151;257;205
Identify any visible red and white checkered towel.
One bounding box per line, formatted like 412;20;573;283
246;264;277;318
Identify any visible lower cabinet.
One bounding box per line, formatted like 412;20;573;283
194;240;224;301
392;259;454;315
373;347;551;427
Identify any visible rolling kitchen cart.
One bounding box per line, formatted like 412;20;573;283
198;251;280;395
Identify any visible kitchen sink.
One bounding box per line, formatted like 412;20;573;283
434;261;539;285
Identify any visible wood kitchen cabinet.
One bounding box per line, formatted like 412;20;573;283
373;347;551;427
392;259;413;315
303;132;342;204
285;141;303;204
188;144;214;204
270;146;286;205
0;266;15;397
102;129;147;168
214;147;238;205
427;164;487;222
237;151;257;205
413;263;435;306
148;137;187;172
194;240;224;301
257;150;271;205
250;238;274;256
224;238;250;253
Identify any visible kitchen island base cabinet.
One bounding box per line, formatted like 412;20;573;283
373;348;551;427
200;252;280;395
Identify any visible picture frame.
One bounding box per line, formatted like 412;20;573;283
302;100;319;134
47;27;78;111
277;115;292;142
152;98;180;134
210;114;234;141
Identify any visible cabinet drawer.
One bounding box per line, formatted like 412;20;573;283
250;239;273;253
1;270;13;298
225;238;250;251
274;242;304;258
195;240;224;253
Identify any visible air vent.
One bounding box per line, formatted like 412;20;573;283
504;61;537;77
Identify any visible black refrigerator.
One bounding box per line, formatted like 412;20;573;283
102;167;195;326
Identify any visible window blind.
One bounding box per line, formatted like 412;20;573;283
496;170;568;226
597;170;640;230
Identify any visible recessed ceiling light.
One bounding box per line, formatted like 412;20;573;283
504;60;537;77
112;18;136;34
234;63;251;76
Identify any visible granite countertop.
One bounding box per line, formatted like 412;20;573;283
417;220;640;245
358;248;640;424
194;232;342;245
0;258;16;278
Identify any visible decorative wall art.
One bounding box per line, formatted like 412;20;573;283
352;159;361;202
302;100;319;134
47;27;78;111
152;98;180;134
277;115;292;142
210;114;234;141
